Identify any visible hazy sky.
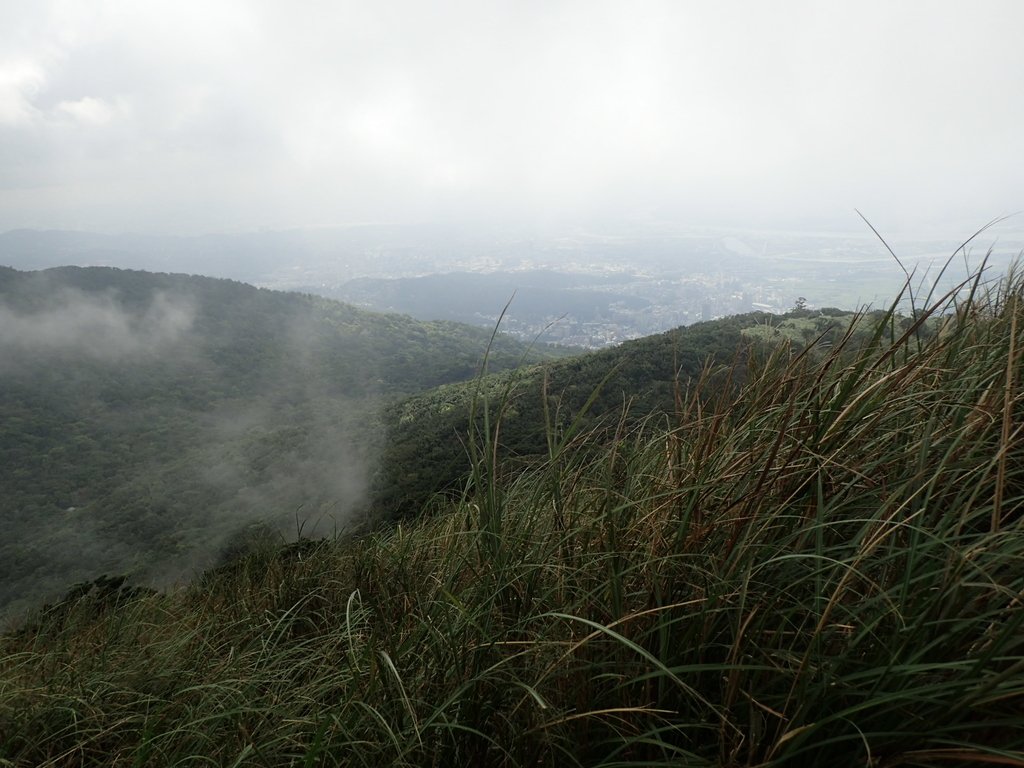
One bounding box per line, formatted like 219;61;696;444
1;1;1022;235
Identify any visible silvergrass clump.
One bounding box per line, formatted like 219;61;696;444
2;264;1024;766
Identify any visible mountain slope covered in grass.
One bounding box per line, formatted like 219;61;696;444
373;306;864;516
3;269;1022;766
0;265;564;615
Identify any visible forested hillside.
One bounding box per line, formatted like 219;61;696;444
0;266;562;615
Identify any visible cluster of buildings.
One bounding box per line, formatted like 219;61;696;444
499;276;796;349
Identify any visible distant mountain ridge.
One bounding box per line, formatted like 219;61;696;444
323;270;649;326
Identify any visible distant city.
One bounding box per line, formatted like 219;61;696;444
2;223;1020;350
289;226;1023;349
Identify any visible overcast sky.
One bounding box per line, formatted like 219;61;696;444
1;1;1022;236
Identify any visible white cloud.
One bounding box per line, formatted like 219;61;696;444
0;60;44;124
55;95;122;125
0;0;1021;234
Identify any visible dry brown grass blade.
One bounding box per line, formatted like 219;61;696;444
994;295;1018;532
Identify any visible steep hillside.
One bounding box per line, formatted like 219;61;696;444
2;273;1021;766
0;266;563;614
373;307;863;515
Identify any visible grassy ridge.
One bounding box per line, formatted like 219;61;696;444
373;308;870;517
2;271;1024;766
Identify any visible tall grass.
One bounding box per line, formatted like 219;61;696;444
2;269;1024;766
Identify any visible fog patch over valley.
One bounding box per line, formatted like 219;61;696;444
0;269;386;617
140;397;376;592
0;288;196;365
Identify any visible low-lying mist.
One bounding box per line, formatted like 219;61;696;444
0;288;196;367
0;268;390;618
